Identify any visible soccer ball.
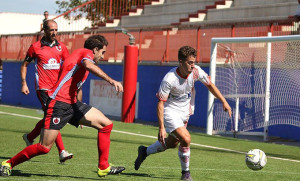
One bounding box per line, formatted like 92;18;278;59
245;149;267;170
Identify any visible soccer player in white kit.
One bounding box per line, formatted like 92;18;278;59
134;46;232;181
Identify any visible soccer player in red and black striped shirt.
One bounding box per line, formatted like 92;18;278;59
1;35;125;177
20;20;73;163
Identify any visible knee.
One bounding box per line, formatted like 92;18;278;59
166;141;179;149
94;119;112;130
99;123;113;133
180;136;191;147
103;120;113;127
37;143;50;154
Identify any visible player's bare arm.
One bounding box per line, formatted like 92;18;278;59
157;100;167;145
76;88;83;102
82;59;123;92
20;60;30;95
76;88;84;129
206;82;232;117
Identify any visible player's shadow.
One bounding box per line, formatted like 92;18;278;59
0;127;29;134
10;170;99;180
92;171;176;180
0;156;11;160
121;172;176;180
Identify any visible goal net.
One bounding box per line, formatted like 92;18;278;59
207;34;300;141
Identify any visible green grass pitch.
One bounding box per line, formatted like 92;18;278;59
0;105;300;181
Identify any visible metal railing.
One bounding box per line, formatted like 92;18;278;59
1;18;299;63
53;0;154;31
0;0;299;63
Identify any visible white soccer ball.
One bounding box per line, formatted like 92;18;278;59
245;149;267;170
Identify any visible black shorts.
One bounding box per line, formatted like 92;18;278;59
43;99;92;130
36;90;49;111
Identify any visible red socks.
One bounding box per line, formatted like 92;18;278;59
8;123;113;170
97;124;113;170
55;132;64;154
8;143;49;168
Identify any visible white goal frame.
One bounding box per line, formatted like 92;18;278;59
207;34;300;141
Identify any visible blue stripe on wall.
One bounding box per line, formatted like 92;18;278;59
2;61;300;141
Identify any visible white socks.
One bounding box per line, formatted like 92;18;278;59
178;146;190;171
146;141;166;155
146;141;190;171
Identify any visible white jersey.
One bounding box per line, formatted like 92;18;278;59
156;65;211;117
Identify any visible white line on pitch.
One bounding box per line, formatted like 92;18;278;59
1;111;300;163
0;111;42;120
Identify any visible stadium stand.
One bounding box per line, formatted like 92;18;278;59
121;0;231;27
101;0;297;27
206;2;297;22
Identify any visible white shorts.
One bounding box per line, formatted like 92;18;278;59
164;111;189;133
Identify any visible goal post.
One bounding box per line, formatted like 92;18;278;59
207;34;300;141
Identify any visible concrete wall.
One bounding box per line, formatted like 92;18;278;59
143;0;216;15
0;12;91;35
234;0;296;7
0;12;55;35
207;2;297;21
121;0;218;27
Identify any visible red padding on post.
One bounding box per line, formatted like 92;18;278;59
122;45;138;123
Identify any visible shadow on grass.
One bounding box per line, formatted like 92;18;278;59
0;156;11;160
0;127;29;134
121;172;176;180
10;170;100;180
90;170;176;180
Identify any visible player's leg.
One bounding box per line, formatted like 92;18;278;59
24;90;73;162
0;129;56;176
78;106;125;177
40;129;60;149
55;132;73;163
13;129;58;166
0;99;68;177
172;126;192;181
23;90;48;145
134;131;179;171
135;112;182;171
23;119;43;145
0;143;51;177
1;98;59;176
24;120;70;160
134;132;179;171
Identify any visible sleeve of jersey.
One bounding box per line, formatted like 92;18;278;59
24;45;35;62
156;80;171;102
195;66;211;86
80;51;95;65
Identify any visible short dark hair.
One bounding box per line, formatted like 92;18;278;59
84;35;108;50
178;46;197;61
44;11;48;15
43;20;57;30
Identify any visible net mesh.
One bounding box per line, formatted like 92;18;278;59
213;40;300;133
